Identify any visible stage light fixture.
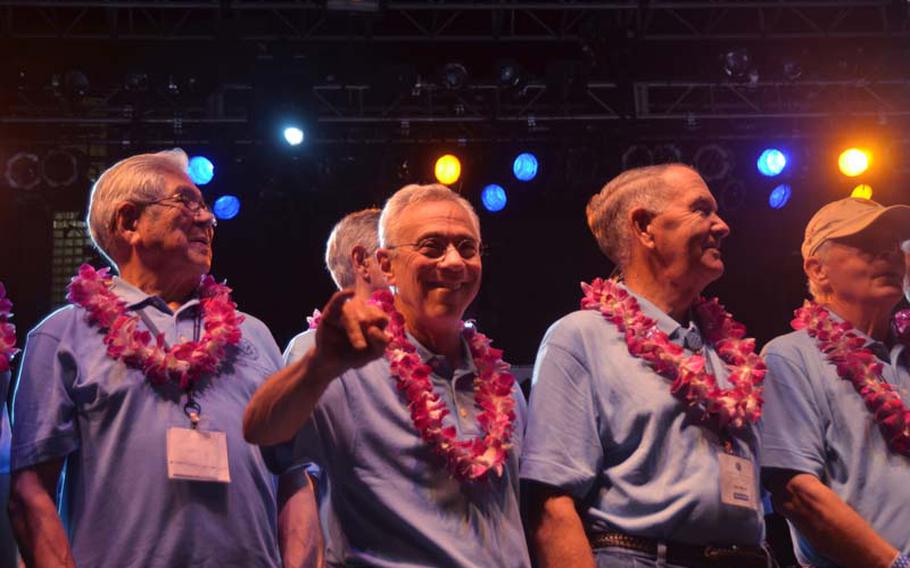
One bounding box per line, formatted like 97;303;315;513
440;63;468;90
482;184;507;212
513;152;539;182
496;59;522;88
213;195;241;220
769;184;792;209
41;149;79;188
4;152;40;191
621;144;653;170
284;126;305;146
434;154;461;185
838;148;870;177
757;148;787;177
851;184;873;199
693;144;733;182
722;48;752;79
188;156;215;186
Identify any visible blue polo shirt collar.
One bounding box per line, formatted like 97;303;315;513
110;276;201;317
407;330;477;387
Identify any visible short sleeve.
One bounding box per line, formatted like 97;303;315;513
283;331;316;366
262;374;350;476
759;349;827;478
11;331;80;470
520;321;603;499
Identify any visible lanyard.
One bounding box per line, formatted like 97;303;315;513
136;302;204;429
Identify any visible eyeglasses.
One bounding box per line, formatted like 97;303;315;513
139;193;217;226
388;237;483;260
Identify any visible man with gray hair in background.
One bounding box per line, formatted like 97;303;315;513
522;164;767;567
271;207;387;567
761;197;910;568
244;183;530;567
9;149;284;567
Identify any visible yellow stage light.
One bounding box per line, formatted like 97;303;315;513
838;148;871;177
434;154;462;185
851;184;873;200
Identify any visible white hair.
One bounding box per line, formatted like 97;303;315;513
324;208;381;289
586;163;691;267
87;148;189;266
378;183;480;247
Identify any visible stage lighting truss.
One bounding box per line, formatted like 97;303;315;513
2;2;905;42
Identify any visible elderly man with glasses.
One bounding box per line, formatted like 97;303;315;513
244;183;530;567
761;197;910;568
9;149;286;567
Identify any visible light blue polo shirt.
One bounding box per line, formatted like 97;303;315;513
760;313;910;567
521;285;765;555
272;329;530;567
11;277;283;568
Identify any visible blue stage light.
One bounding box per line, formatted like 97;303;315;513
187;156;214;186
768;184;792;209
213;195;241;220
482;184;507;212
284;126;305;146
757;148;787;177
512;152;539;181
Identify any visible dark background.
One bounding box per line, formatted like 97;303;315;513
2;4;909;367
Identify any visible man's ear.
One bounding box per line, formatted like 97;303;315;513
375;248;395;285
629;206;657;249
804;256;828;294
113;202;143;245
351;245;370;280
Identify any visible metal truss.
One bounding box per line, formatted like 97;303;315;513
5;75;909;146
0;1;907;42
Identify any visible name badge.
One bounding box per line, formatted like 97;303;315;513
718;452;756;509
167;427;231;483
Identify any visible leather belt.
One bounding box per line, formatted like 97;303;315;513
588;531;768;568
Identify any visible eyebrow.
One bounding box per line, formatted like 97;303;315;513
691;196;716;209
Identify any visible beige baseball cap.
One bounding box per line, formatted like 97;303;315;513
802;197;910;259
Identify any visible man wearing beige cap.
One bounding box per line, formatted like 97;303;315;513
761;197;910;568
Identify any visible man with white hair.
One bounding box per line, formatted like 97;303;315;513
761;197;910;568
272;207;387;567
244;183;530;567
9;149;284;567
522;164;767;567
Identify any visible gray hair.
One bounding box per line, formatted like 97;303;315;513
806;240;833;300
87;148;189;266
379;183;480;247
586;163;689;267
325;208;381;289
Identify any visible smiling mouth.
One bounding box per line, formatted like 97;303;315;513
430;282;464;291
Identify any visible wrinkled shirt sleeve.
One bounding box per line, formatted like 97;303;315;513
759;350;827;478
11;331;80;470
520;322;603;499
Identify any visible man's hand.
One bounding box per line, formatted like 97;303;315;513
244;290;390;446
313;289;389;377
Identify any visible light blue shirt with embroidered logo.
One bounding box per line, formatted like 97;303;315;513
520;284;764;557
11;277;283;568
269;330;530;568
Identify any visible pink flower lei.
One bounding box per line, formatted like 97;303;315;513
0;282;19;373
370;289;517;481
581;278;765;433
66;264;244;390
793;301;910;455
307;308;322;330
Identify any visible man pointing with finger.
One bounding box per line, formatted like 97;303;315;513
243;184;530;567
